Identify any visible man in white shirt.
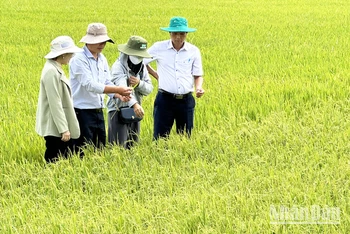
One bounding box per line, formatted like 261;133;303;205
145;16;205;140
69;23;132;155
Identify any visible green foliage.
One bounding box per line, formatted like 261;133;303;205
0;0;349;233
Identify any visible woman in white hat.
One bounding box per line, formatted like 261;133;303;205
107;35;153;149
35;36;83;163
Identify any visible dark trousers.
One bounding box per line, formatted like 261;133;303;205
44;136;74;163
108;110;140;149
153;91;195;140
74;108;106;156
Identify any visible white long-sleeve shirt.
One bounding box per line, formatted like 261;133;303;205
69;46;114;109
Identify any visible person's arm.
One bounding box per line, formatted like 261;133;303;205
110;59;135;105
193;46;204;98
42;68;69;135
70;56;132;96
104;85;132;96
194;76;204;98
146;64;158;80
103;57;124;99
144;43;158;80
133;66;154;96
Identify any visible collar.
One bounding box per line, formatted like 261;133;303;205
167;40;188;51
83;45;102;60
47;59;63;74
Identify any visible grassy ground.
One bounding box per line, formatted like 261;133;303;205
0;0;349;233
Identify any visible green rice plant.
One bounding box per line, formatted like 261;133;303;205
0;0;349;233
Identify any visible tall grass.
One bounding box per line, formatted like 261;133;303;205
0;0;349;233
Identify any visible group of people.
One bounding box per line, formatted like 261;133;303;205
35;16;205;163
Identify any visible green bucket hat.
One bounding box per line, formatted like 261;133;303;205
160;17;197;33
117;36;152;58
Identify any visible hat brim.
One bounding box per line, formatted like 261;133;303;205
118;44;152;58
160;26;197;32
80;35;114;44
44;46;83;59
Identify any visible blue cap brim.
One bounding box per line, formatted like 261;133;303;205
160;27;197;32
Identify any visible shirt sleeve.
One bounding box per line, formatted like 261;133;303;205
42;69;68;134
103;59;115;99
144;44;158;65
136;66;153;96
70;56;105;94
111;60;138;107
192;47;204;76
111;60;128;87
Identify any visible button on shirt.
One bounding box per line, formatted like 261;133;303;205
69;46;114;109
144;40;203;94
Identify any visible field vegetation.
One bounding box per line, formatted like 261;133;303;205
0;0;349;233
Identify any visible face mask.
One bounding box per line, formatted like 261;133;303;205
129;55;143;64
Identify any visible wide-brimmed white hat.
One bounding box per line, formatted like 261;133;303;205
44;36;83;59
80;23;114;44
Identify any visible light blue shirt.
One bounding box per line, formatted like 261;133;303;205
144;40;203;94
69;46;114;109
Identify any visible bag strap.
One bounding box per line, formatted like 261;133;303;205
112;65;141;115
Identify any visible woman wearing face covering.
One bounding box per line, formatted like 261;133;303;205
107;36;153;149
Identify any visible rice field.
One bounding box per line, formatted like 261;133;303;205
0;0;349;233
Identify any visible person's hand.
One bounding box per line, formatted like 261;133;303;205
129;76;140;88
120;95;131;102
61;131;71;142
118;86;132;96
115;93;131;102
196;88;205;98
133;103;144;118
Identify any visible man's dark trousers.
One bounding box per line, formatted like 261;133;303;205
153;91;195;140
